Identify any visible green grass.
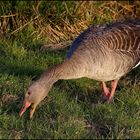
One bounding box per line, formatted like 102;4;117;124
0;1;140;139
0;26;140;139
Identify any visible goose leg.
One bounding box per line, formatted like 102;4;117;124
101;81;110;100
107;79;118;102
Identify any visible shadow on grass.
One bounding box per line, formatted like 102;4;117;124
0;63;42;78
55;80;113;138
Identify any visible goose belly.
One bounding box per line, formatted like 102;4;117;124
86;53;134;82
87;67;125;82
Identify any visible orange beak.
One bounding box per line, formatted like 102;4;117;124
19;100;31;117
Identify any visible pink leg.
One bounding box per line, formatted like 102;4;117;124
101;82;110;99
107;80;118;102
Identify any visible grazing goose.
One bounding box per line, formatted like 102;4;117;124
19;20;140;118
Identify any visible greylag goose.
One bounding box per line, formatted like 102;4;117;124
19;20;140;118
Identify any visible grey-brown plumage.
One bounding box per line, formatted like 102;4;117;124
66;20;140;81
19;20;140;118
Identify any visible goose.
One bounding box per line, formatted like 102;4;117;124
19;20;140;118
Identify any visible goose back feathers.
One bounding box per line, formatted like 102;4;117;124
66;20;140;81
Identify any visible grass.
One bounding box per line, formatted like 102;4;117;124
0;29;140;139
0;1;140;139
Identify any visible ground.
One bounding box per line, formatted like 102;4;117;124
0;35;140;139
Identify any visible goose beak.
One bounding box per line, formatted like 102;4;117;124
19;100;31;117
19;100;37;118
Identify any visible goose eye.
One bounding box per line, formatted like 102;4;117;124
28;92;31;95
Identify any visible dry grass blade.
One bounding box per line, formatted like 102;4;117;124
0;14;18;18
10;15;40;35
